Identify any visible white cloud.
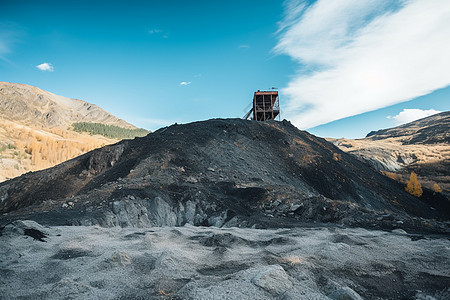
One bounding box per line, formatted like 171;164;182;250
275;0;450;129
388;108;442;125
36;62;54;72
148;29;162;34
148;28;168;38
179;81;191;86
239;45;250;49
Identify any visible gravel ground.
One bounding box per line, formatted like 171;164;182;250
1;220;449;300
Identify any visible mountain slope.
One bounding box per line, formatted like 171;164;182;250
329;111;450;196
366;111;450;144
0;82;136;129
1;119;447;232
0;82;148;182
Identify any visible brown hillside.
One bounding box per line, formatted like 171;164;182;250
329;111;450;196
0;82;136;129
0;82;144;182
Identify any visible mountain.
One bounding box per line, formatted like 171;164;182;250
366;111;450;144
0;82;148;182
0;82;135;129
329;111;450;196
1;118;447;233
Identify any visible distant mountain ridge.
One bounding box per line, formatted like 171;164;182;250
0;82;136;129
366;111;450;144
330;111;450;196
0;82;145;182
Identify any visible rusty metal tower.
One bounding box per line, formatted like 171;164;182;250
244;90;280;121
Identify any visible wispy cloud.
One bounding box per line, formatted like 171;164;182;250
179;81;191;86
148;29;162;34
0;22;23;63
275;0;450;129
388;108;442;125
148;28;168;38
36;62;54;72
239;44;250;49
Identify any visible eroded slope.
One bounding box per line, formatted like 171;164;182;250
1;119;446;232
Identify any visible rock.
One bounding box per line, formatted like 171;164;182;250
184;200;196;224
148;197;177;226
208;215;225;227
62;203;68;208
328;287;363;300
109;251;132;266
272;199;281;207
112;201;121;214
186;176;198;183
2;220;50;238
290;204;301;211
251;264;293;295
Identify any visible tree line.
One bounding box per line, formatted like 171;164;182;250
72;122;149;140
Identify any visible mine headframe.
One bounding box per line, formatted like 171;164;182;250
243;90;280;121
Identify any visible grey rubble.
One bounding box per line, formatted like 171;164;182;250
1;220;449;300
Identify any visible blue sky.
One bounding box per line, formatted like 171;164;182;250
1;0;449;138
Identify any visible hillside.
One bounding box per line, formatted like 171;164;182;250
0;82;149;181
329;112;450;196
1;119;447;233
366;111;450;144
0;82;136;129
1;118;449;300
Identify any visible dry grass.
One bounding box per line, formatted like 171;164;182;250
381;171;401;182
330;137;450;167
0;119;117;182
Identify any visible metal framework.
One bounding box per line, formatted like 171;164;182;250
244;90;280;121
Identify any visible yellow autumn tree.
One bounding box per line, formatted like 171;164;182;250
405;171;422;197
432;183;442;194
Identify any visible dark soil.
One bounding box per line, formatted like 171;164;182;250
0;118;448;233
